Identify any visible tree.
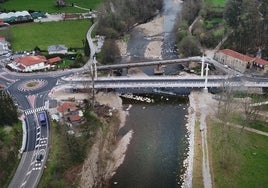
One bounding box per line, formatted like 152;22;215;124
215;81;239;169
223;0;243;28
223;0;267;54
181;0;202;24
100;39;120;64
0;90;18;126
55;0;66;7
178;35;201;57
96;0;162;39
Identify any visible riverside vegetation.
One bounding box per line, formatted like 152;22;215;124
176;0;268;59
0;90;21;187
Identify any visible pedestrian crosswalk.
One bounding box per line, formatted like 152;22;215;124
24;106;47;115
33;162;42;171
35;137;47;149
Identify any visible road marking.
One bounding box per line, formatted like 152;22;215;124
32;167;41;171
20;181;27;187
26;170;32;175
24;106;47;115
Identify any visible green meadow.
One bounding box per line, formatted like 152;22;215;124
209;121;268;188
0;0;102;13
6;20;92;51
206;0;226;6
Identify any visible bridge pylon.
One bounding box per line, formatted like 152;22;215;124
204;63;209;91
201;55;205;77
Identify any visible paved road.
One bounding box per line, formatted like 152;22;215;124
6;20;98;188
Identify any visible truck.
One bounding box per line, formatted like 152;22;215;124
38;112;47;126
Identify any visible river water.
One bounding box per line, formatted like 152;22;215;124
110;0;187;187
110;96;188;188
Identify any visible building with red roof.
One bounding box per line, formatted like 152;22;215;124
8;55;62;72
56;102;83;125
214;49;268;74
252;58;268;74
47;56;62;64
214;49;254;73
10;55;48;72
57;102;78;113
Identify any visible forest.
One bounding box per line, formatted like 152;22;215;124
177;0;268;59
223;0;268;58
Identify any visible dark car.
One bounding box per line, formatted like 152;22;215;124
38;112;47;126
36;154;43;162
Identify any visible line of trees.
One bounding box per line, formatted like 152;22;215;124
175;0;202;57
96;0;162;38
176;0;268;59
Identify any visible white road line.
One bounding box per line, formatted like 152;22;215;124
20;181;27;188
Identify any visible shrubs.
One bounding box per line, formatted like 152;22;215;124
0;90;18;126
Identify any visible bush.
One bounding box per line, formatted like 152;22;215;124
179;35;201;57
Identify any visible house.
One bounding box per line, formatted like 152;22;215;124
9;55;48;72
48;44;68;55
46;56;62;68
252;58;268;74
214;49;254;73
0;37;11;55
57;102;78;113
56;102;83;125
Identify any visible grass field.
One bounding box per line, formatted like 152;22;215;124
0;0;102;13
5;20;92;51
206;0;226;6
208;120;268;188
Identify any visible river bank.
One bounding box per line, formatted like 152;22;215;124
49;87;133;187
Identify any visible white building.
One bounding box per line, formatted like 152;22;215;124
48;44;68;55
0;37;11;55
9;55;48;72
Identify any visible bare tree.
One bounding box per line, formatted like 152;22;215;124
215;80;240;169
55;0;66;7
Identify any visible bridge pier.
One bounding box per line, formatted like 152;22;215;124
154;65;165;75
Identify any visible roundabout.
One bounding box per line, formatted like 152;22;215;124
18;79;48;92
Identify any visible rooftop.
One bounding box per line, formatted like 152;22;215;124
57;102;78;113
15;55;46;66
47;56;62;64
218;49;254;62
254;58;268;66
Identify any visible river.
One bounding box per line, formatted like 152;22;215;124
110;95;188;188
110;0;187;187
